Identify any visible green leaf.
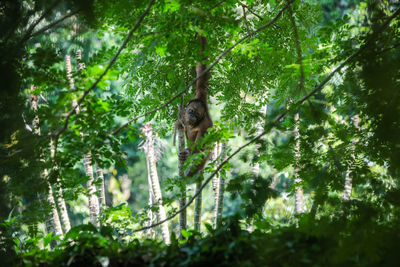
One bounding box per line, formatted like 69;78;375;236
43;232;53;248
181;229;192;239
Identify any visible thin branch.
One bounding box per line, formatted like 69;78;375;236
53;0;155;158
112;0;296;135
31;10;79;37
20;0;61;44
238;1;264;20
242;5;251;35
131;6;400;233
209;0;227;11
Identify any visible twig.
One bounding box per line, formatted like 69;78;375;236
242;5;251;35
31;10;79;37
130;6;400;233
238;1;264;20
209;0;227;11
112;0;296;135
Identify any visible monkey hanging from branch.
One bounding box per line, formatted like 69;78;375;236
178;35;213;177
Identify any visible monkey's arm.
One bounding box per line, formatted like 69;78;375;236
194;62;209;104
195;35;209;104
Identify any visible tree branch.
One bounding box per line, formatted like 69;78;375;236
130;6;400;234
112;0;296;135
31;10;79;37
238;1;264;20
242;5;251;35
209;0;227;10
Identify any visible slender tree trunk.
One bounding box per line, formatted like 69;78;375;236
288;6;305;216
76;50;106;212
343;115;360;201
194;179;202;232
343;169;352;201
252;105;267;176
294;112;304;215
142;122;170;244
83;152;100;226
54;181;71;232
213;143;226;229
176;118;187;238
96;165;106;208
30;86;64;237
50;138;71;233
66;53;100;227
212;143;221;228
145;157;155;238
43;170;64;237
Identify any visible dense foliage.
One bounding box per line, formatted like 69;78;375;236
1;0;400;265
9;217;400;266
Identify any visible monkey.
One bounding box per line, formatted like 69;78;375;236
178;36;213;177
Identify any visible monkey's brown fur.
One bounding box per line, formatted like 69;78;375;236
179;36;213;177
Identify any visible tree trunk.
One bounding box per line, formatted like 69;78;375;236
145;156;155;238
83;152;100;226
44;170;64;237
96;165;106;208
66;53;100;227
343;115;360;201
294;112;304;215
343;169;352;201
252;105;267;176
142;122;170;244
213;143;226;229
194;180;202;232
176;119;187;238
248;103;267;231
30;85;64;236
50;138;71;233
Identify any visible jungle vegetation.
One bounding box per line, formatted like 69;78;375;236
1;0;400;266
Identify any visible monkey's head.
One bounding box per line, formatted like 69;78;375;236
185;99;206;127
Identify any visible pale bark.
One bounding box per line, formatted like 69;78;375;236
288;6;304;215
66;53;100;227
252;105;267;176
44;170;64;237
96;165;106;208
213;143;226;229
145;156;155;238
343;169;352;201
294;112;304;215
176;118;187;238
343;115;360;201
55;180;71;232
212;143;221;228
50;138;71;232
30;85;64;236
194;180;202;232
83;153;100;226
142;122;170;244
